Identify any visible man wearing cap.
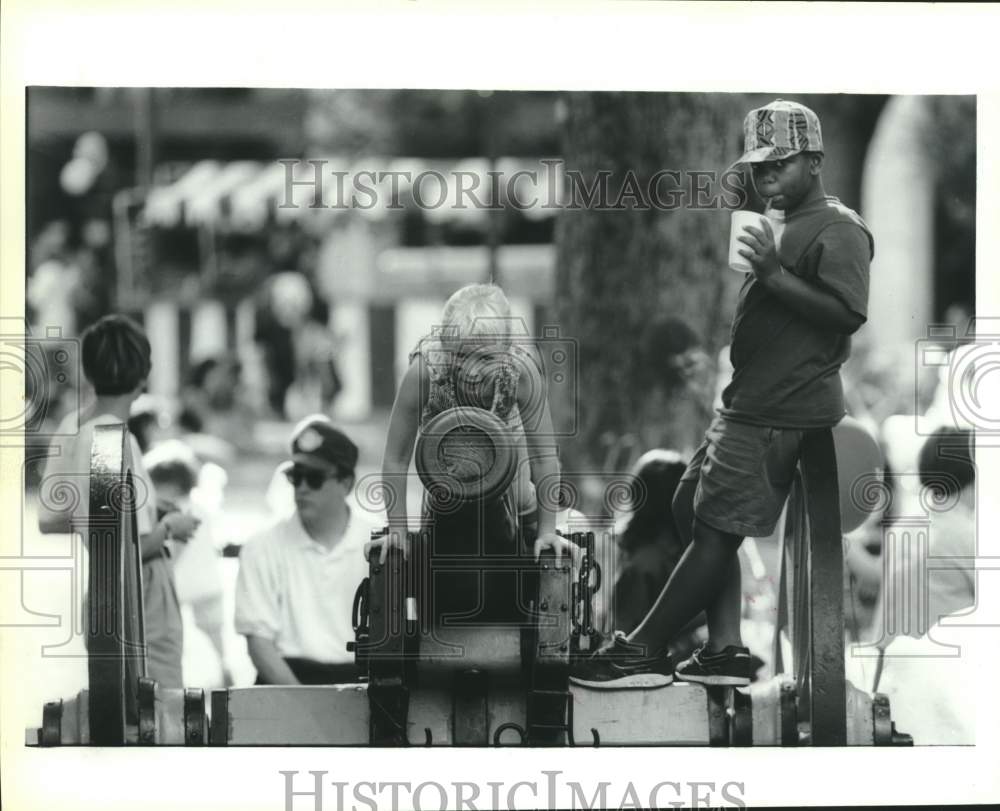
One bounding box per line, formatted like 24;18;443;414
572;99;874;688
235;417;375;684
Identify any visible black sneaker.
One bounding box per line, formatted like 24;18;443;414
674;644;751;686
569;632;673;689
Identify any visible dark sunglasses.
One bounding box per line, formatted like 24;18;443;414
284;466;339;490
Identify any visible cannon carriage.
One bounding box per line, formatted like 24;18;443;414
28;419;910;748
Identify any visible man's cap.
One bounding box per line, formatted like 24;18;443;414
289;415;358;475
732;99;823;167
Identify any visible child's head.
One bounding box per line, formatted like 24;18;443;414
440;284;514;351
145;440;201;506
919;427;974;501
620;449;687;552
81;314;151;397
270;271;313;328
189;353;242;409
733;99;824;211
128;394;168;454
641;316;708;390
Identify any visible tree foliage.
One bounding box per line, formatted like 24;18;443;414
303;90;561;157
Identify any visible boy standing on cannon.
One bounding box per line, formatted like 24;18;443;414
38;314;199;688
572;99;874;688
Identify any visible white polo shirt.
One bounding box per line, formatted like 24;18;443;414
234;509;374;664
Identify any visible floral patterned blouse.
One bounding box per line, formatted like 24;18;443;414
409;334;537;515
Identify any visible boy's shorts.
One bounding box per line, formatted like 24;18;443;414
681;416;803;538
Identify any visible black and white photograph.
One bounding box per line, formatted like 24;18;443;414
2;3;999;810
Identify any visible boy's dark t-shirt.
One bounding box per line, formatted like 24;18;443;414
720;196;873;429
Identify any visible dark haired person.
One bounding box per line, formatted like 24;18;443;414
178;352;254;456
128;393;169;453
869;427;976;744
38;314;199;687
234;417;377;684
875;427;976;648
611;450;690;636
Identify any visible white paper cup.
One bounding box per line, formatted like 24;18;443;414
728;211;767;272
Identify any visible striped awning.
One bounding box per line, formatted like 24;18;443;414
142;157;561;231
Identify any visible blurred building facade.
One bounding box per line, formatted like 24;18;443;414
26;89;975;429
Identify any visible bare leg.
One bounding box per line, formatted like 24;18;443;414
628;515;743;654
669;481;708;636
670;480;741;650
706;554;743;652
672;480;697;547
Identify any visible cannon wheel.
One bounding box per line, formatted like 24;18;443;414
773;428;848;746
87;424;147;745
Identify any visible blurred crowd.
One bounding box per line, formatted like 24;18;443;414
27;227;345;463
27;289;976;720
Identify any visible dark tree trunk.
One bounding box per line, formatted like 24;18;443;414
553;92;749;475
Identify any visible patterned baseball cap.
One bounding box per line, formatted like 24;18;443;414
732;99;823;166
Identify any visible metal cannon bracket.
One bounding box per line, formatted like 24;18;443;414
87;423;148;745
351;523;588;746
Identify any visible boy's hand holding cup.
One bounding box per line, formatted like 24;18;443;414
729;211;784;285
